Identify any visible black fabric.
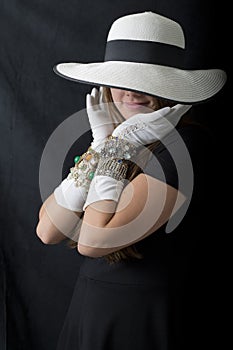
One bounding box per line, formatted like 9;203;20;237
144;124;210;196
55;124;216;350
56;275;175;350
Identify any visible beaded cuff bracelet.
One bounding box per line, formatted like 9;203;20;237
67;147;99;192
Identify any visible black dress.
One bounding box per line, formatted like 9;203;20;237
56;124;214;350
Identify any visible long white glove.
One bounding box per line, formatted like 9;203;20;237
54;88;114;211
83;104;192;210
86;87;115;150
112;104;192;145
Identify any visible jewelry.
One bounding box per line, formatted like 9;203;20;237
99;136;138;160
95;158;128;181
67;147;99;192
118;121;148;138
67;136;137;188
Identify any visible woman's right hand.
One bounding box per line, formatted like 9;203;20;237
86;87;115;150
53;88;113;213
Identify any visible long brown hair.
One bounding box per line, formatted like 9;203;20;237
68;87;191;263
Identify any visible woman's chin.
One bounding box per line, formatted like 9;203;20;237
121;106;154;119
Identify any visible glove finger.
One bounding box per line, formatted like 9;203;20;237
99;87;105;103
91;89;113;126
90;87;97;98
86;95;113;132
87;89;100;112
86;93;92;110
91;87;100;105
166;104;192;126
139;104;191;130
112;107;169;137
136;106;171;123
125;104;190;126
94;87;109;114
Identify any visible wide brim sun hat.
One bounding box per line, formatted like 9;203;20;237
54;11;227;103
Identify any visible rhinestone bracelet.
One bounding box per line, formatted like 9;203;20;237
99;136;138;160
95;158;128;181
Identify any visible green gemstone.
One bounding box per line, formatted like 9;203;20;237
74;155;81;164
88;171;95;180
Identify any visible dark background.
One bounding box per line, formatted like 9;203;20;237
0;1;228;349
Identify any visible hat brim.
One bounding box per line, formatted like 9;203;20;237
54;61;227;103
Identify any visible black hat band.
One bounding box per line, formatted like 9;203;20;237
104;40;186;69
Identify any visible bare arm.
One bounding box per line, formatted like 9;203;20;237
78;174;186;257
36;193;82;244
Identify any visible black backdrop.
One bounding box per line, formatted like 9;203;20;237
0;1;228;349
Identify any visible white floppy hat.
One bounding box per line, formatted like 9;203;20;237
54;11;227;103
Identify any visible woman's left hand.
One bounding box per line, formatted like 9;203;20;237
112;104;192;146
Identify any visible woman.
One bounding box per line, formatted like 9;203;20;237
36;12;226;350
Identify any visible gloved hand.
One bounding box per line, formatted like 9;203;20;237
112;104;192;146
83;104;192;211
86;87;115;150
54;147;99;212
54;87;114;212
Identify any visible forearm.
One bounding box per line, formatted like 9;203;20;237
78;175;184;257
36;193;82;244
84;199;117;227
37;146;100;244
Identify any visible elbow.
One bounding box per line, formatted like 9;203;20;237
36;207;54;244
36;222;57;245
77;244;104;258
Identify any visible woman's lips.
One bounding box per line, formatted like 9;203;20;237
123;102;149;110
